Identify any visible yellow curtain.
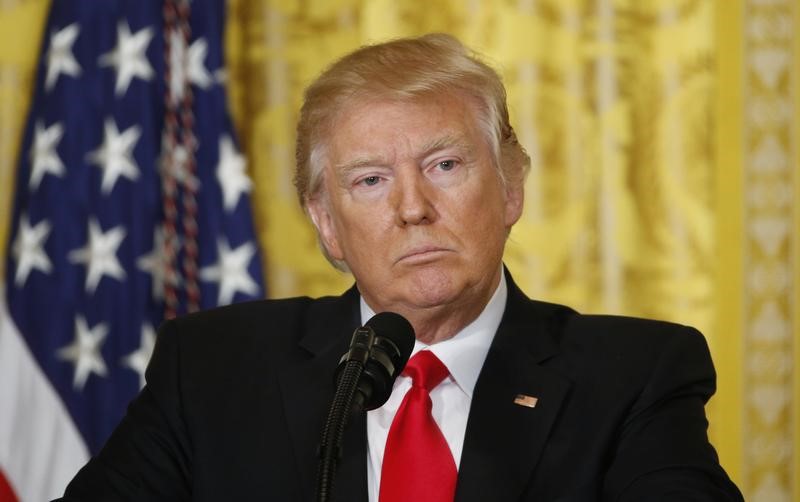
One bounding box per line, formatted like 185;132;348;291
1;0;798;499
0;0;51;280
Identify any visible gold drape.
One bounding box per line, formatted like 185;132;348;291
0;0;51;280
1;0;797;499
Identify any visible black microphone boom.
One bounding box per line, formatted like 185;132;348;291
317;312;415;502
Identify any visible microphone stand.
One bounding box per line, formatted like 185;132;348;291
315;312;413;502
316;328;373;502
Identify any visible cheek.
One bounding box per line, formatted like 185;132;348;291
459;184;505;222
333;208;390;258
457;189;509;249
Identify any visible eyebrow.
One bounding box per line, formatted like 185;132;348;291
331;157;387;189
418;134;476;162
334;157;388;174
333;134;475;176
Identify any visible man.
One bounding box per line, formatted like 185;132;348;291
60;34;742;501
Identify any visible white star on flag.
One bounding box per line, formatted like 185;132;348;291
200;239;259;305
68;219;127;293
28;121;65;191
121;323;156;389
11;214;52;287
216;135;252;212
45;23;81;91
99;21;154;96
136;226;180;300
187;38;213;89
168;32;213;101
86;119;142;195
57;316;109;391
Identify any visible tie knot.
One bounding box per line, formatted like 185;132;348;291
402;351;449;392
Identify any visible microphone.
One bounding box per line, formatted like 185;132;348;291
317;312;415;502
335;312;416;413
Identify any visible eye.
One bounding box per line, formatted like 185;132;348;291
361;176;381;186
437;160;456;171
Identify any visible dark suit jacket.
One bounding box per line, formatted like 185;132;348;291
59;273;743;501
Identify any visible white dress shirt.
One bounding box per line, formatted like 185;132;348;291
362;272;508;502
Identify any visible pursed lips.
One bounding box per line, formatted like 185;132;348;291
395;245;452;264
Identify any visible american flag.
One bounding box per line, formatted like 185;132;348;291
0;1;264;499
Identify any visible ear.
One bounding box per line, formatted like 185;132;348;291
306;196;345;261
503;182;524;228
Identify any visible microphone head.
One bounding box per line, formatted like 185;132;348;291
365;312;415;363
361;312;415;410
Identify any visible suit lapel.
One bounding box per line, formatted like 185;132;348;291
277;287;369;502
455;274;573;502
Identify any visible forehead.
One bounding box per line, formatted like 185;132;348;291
325;94;484;163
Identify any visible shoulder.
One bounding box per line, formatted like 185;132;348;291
171;296;314;335
169;291;351;340
514;297;715;390
515;291;707;354
504;272;707;360
559;311;710;361
144;291;357;397
512;294;703;348
152;291;356;369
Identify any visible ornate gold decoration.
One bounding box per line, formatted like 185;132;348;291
742;0;796;499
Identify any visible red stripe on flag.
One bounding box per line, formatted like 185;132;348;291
0;470;18;502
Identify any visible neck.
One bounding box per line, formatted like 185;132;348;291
403;305;486;344
360;269;503;345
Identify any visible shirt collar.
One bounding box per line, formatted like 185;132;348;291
359;270;506;399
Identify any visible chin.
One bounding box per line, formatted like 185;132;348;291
403;267;461;308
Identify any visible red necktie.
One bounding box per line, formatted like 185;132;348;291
379;351;457;502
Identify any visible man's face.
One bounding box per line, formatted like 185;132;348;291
307;93;523;324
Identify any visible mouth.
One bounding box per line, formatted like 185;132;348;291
396;246;452;264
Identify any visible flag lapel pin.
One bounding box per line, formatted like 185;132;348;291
513;394;538;408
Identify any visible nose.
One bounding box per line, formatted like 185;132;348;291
392;169;436;226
